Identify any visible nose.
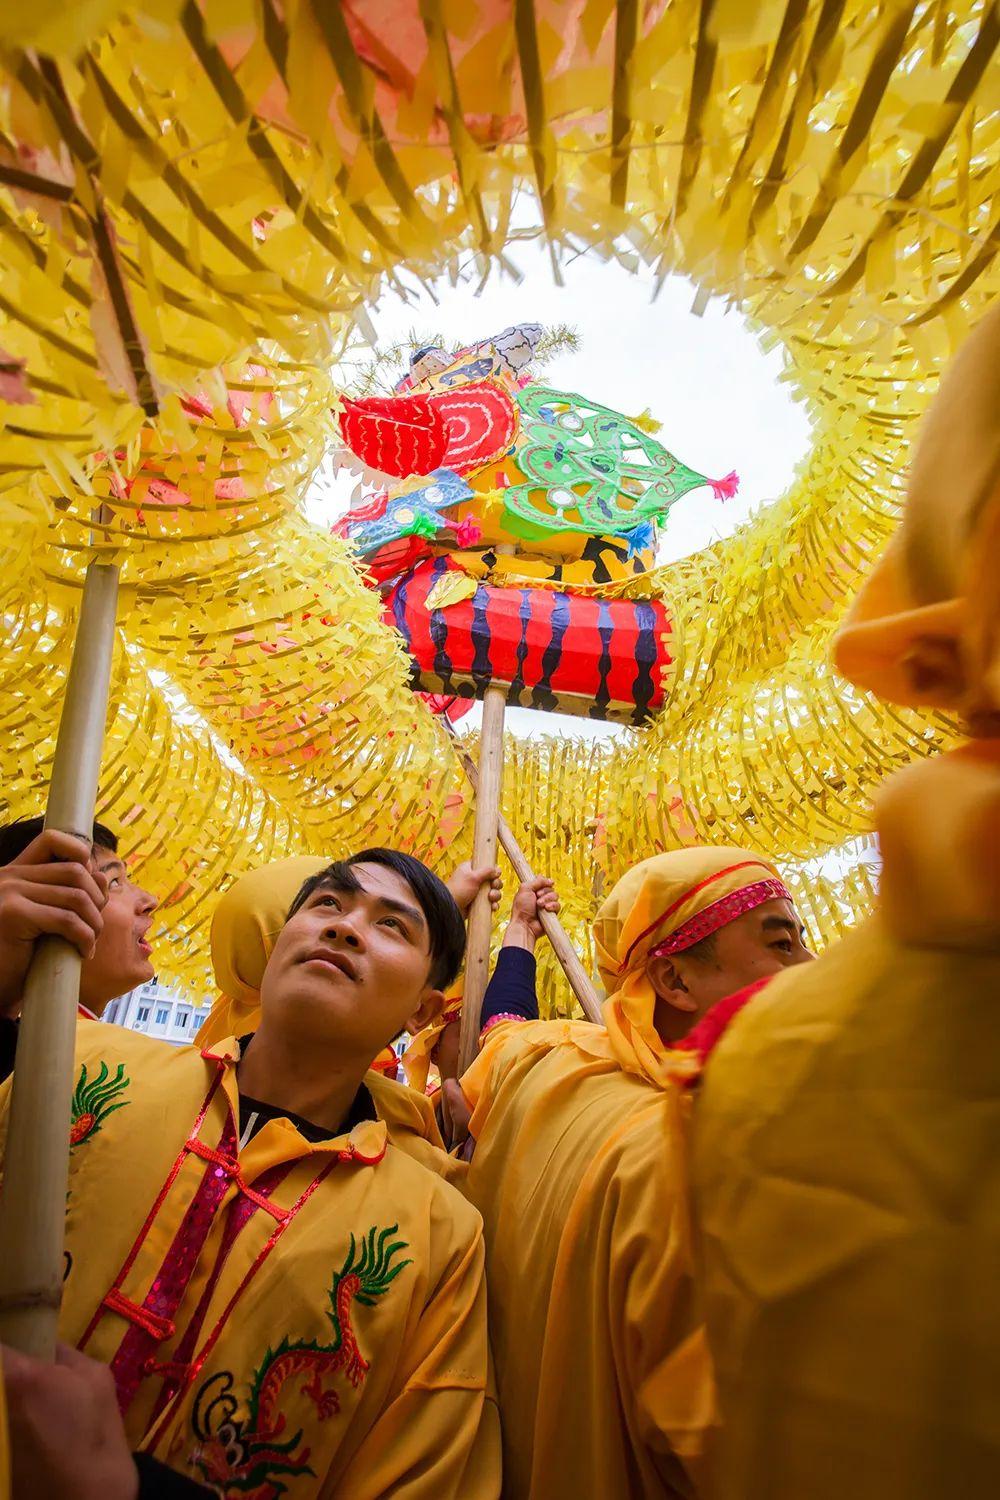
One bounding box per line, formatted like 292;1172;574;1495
322;913;364;950
136;884;158;915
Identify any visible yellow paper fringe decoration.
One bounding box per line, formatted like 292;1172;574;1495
0;1;996;1008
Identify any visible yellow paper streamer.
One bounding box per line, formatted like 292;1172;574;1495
0;1;995;1009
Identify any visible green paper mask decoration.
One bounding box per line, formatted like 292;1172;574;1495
502;386;718;540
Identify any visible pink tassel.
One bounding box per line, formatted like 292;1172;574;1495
709;470;739;502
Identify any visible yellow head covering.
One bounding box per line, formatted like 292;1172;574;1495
834;303;1000;948
594;846;785;1083
836;301;1000;721
197;856;329;1047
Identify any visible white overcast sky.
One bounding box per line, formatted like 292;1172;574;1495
303;239;814;741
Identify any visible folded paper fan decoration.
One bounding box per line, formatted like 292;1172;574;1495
435;382;519;475
338;395;447;478
502;386;738;538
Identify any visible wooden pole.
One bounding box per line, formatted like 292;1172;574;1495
456;681;506;1075
447;729;603;1024
0;560;120;1357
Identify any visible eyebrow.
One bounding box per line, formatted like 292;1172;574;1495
375;895;427;932
761;914;805;940
310;881;426;933
95;856;125;875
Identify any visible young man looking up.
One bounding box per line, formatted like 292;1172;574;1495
1;848;500;1500
0;817;158;1081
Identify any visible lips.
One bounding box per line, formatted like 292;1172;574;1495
136;927;153;957
302;948;358;982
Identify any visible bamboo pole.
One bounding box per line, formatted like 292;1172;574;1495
456;681;506;1075
0;561;120;1357
447;728;603;1023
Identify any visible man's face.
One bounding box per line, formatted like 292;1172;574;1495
259;862;443;1063
649;897;813;1035
80;846;157;1014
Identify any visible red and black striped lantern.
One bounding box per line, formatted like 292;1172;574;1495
385;558;672;725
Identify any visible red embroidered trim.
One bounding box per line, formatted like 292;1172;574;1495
142;1358;189;1382
107;1112;241;1411
144;1160;338;1454
649;879;792;957
619;861;773;970
79;1067;225;1350
186;1139;290;1221
143;1160;299;1430
335;1140;388;1167
103;1289;176;1342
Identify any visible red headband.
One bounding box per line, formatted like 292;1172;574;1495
648;878;792;958
619;861;773;971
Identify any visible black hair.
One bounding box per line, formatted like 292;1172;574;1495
678;931;718;964
288;848;465;990
0;815;119;867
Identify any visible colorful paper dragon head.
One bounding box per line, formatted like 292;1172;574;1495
330;326;739;724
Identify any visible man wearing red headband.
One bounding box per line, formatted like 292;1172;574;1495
456;846;812;1500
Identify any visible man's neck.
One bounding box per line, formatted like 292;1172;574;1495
237;1023;371;1135
653;997;700;1048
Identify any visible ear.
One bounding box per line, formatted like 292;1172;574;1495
902;636;965;699
645;954;698;1014
405;987;446;1036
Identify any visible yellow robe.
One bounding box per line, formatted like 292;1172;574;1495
462;1019;712;1500
0;1024;499;1499
693;907;1000;1498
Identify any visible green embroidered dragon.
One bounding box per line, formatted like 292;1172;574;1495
69;1060;130;1148
190;1224;412;1498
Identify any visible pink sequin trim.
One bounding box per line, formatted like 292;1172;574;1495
649;879;792;957
480;1012;524;1038
108;1112;240;1412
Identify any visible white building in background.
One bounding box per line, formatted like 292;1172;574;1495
103;978;213;1046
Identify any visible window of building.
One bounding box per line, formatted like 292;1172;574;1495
155;1007;169;1025
176;1011;189;1029
137;1006;149;1023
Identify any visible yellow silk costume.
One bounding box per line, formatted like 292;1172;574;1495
693;305;1000;1499
0;1022;500;1499
196;858;452;1180
460;848;780;1499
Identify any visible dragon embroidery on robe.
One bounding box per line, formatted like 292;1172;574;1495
69;1060;130;1148
189;1225;411;1498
